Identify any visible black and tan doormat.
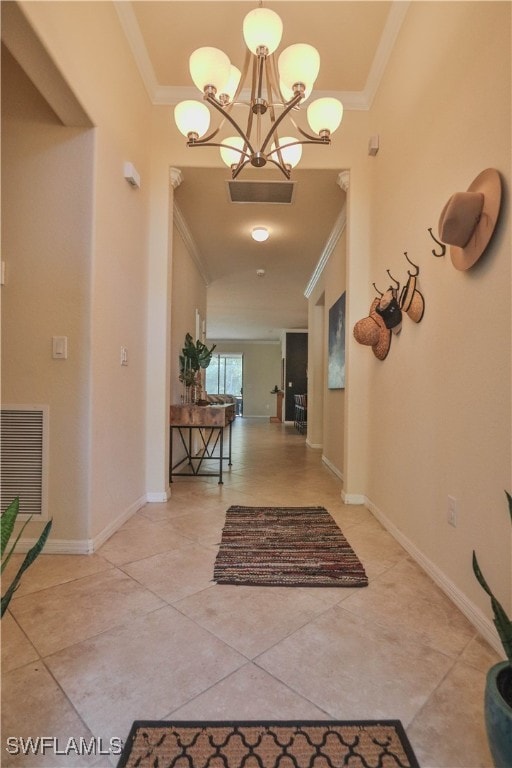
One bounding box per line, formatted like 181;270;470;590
213;505;368;587
117;720;420;768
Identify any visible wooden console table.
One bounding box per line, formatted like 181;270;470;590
169;403;235;484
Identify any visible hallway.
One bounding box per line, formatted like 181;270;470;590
2;418;498;767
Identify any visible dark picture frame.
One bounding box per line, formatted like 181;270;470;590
328;292;346;389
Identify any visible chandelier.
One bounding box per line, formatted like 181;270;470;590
173;5;344;179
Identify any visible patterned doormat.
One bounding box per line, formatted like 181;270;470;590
213;506;368;587
117;720;420;768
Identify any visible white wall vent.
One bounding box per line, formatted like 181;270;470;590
1;405;49;520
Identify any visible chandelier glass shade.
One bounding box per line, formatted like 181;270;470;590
173;6;344;179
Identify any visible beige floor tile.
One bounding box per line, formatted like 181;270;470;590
337;516;408;578
407;660;493;767
0;419;496;768
2;662;113;767
460;634;502;673
256;605;454;725
97;519;192;565
2;553;113;598
175;583;357;659
165;509;229;546
8;569;165;656
1;613;39;672
170;663;330;720
340;557;477;657
121;542;218;603
45;606;246;746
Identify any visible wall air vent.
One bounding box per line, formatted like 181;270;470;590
1;405;49;519
227;180;296;204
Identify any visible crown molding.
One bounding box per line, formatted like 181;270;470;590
116;1;410;112
114;1;159;98
363;0;410;109
173;203;211;286
304;204;347;299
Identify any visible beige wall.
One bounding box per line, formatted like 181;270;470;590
171;228;208;406
307;224;347;477
361;2;511;637
1;47;93;541
2;1;510;648
3;1;153;546
209;341;282;418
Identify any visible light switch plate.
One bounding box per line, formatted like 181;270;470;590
52;336;68;359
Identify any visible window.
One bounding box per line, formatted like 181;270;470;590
206;354;243;396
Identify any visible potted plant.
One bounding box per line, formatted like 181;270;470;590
1;497;52;617
473;490;512;766
179;333;216;403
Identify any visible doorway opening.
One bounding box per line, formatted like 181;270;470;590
206;354;244;415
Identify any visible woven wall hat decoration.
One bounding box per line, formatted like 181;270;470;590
399;274;425;323
438;168;502;270
375;288;402;334
353;298;391;360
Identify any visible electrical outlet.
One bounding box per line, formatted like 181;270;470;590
447;495;457;527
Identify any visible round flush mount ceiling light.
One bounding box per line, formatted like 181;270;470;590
252;227;269;242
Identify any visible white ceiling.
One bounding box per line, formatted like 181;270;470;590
116;1;408;339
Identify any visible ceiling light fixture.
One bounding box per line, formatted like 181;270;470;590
173;5;343;179
252;226;270;242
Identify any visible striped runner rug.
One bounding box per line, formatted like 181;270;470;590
213;506;368;587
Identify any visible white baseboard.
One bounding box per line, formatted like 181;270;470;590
12;494;148;555
366;496;502;656
146;490;171;502
322;455;343;481
306;440;322;449
342;492;366;505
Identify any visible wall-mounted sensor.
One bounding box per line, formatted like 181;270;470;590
124;162;141;188
368;135;379;156
256;269;266;277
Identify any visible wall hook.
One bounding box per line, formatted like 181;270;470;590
372;282;384;297
428;227;446;257
386;270;400;290
404;251;420;276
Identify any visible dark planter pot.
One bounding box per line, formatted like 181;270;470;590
485;661;512;767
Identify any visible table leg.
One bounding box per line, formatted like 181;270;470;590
219;428;224;484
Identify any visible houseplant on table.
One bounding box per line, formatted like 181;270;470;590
179;333;216;404
473;490;512;766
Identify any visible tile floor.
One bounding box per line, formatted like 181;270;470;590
2;418;500;767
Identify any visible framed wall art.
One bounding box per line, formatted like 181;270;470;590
328;292;346;389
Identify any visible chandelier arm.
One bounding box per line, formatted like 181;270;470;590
187;138;249;156
231;158;253;180
259;92;303;154
233;48;252;104
267;53;286;105
205;95;256;155
264;156;291;179
289;117;330;143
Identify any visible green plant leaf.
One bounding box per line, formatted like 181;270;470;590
1;497;20;558
473;490;512;663
1;515;32;575
506;490;512;524
1;519;52;618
